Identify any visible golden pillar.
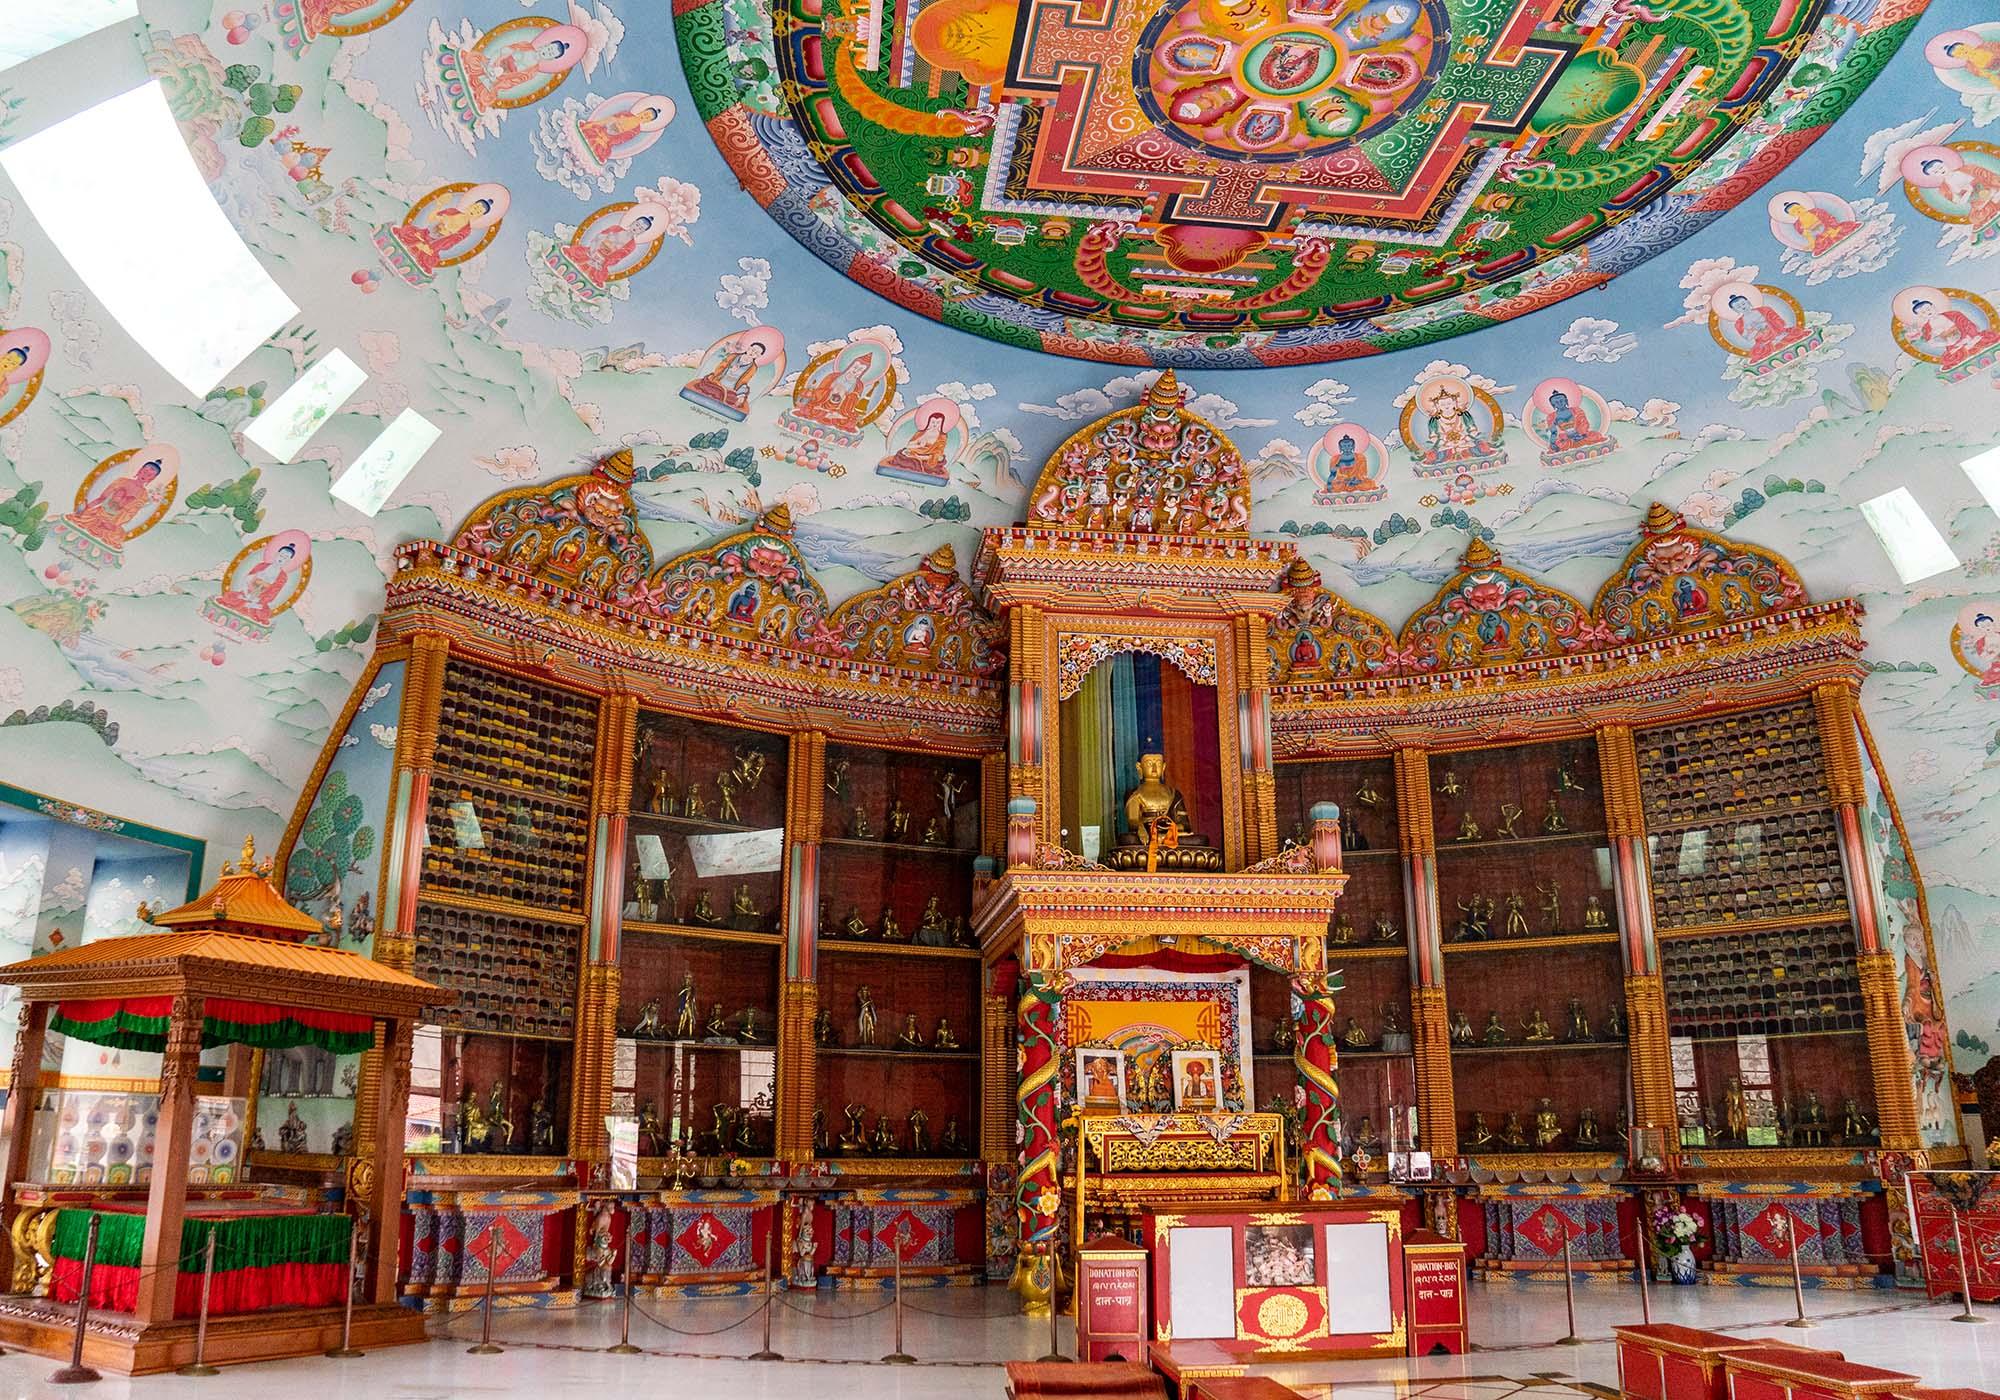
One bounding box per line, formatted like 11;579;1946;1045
1009;604;1052;847
353;632;448;1160
570;691;638;1163
1816;684;1922;1149
981;980;1016;1164
1235;613;1279;865
777;730;826;1160
1597;724;1675;1137
1394;747;1454;1157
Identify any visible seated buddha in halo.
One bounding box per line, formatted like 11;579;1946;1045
1112;750;1218;871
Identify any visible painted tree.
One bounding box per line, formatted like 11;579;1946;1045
285;769;375;911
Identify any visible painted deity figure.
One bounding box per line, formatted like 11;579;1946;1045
209;531;311;636
1903;145;2000;235
1325;432;1370;490
1417;382;1502;467
58;447;179;561
683;331;781;417
1541;389;1597;452
794;358;875;433
562;204;669;289
879;409;953;480
578;96;673;162
1894;286;2000;374
389;185;509;275
1722;290;1805;359
1768;191;1859;256
0;327;52;429
456;21;588;113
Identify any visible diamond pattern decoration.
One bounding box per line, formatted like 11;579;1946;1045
676;1211;739;1268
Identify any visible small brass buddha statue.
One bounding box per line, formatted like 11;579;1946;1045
1450;1009;1476;1044
1499;1111;1529;1149
908;1108;931;1155
839;1103;867;1151
1497;802;1524;838
1533;1097;1561;1147
1565;997;1590;1042
1605;1000;1627;1039
1112;751;1219;870
1542;796;1568;834
934;1017;960;1050
1331;912;1357;945
1522;1006;1556;1043
1271;1018;1295;1053
1483;1010;1509;1044
887;797;912;841
851;805;872;839
1351;1116;1381;1152
940;1118;967;1155
813;1007;834;1046
1341;1015;1372;1048
1456;811;1481;842
737;1006;761;1043
1575;1105;1603;1148
915;895;951;946
630;997;664;1037
1581;894;1610;930
897;1012;925;1049
690;889;723;927
704;1002;728;1039
871;1115;897;1155
880;907;904;942
843;905;871;940
730;883;762;924
1467;1112;1496;1149
1373;915;1400;944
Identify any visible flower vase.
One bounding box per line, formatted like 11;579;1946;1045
1668;1245;1698;1284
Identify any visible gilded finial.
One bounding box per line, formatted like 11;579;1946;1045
761;502;795;535
1462;537;1500;569
1284;558;1318;589
240;834;257;871
1642;502;1684;534
1145;369;1182;410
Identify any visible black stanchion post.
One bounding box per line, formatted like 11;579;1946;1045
1557;1224;1583;1345
327;1216;364;1358
467;1233;504;1354
1950;1210;1987;1325
1780;1216;1815;1329
176;1230;221;1376
607;1202;643;1354
1636;1221;1652;1325
1037;1242;1067;1364
881;1220;914;1364
749;1200;782;1362
48;1211;103;1385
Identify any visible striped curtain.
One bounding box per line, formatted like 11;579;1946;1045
1060;653;1222;856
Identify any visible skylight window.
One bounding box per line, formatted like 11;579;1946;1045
1;81;297;395
245;351;367;464
1964;445;2000;518
330;409;441;516
1859;488;1959;584
0;1;138;74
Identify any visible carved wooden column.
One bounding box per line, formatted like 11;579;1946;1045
777;730;825;1161
981;966;1016;1165
1598;724;1674;1138
1;1000;49;1286
1395;746;1454;1158
1008;604;1052;848
1815;683;1921;1150
369;1015;415;1305
354;631;449;1159
134;994;203;1324
571;691;638;1163
980;752;1008;862
1235;613;1279;866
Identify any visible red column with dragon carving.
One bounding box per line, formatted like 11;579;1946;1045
1293;971;1342;1197
1012;969;1064;1313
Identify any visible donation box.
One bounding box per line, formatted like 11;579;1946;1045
1076;1233;1150;1363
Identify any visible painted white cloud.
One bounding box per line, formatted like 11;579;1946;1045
1294;378;1356;427
1018;370;1275;429
717;256;772;323
1559;316;1638;364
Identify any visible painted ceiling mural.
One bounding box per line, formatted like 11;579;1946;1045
0;0;1993;1093
681;0;1925;366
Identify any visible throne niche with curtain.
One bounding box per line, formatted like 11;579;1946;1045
972;373;1349;1307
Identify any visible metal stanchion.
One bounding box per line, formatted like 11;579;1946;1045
467;1234;504;1354
749;1203;782;1362
1779;1216;1815;1329
1037;1244;1067;1364
606;1203;643;1354
176;1231;221;1376
1556;1225;1584;1345
1950;1210;1988;1324
49;1211;103;1385
327;1217;364;1358
882;1220;915;1364
1634;1222;1652;1324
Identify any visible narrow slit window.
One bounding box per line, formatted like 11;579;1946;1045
1859;488;1958;584
246;351;368;464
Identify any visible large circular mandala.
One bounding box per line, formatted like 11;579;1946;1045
674;0;1923;366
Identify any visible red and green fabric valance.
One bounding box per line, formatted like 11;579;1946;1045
51;1209;350;1317
51;996;376;1054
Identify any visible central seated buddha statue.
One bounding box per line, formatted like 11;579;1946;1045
1109;751;1221;871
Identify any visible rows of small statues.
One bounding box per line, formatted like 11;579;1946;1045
1464;1098;1617;1152
1325;1002;1410;1052
1685;1083;1876;1148
1449;997;1626;1045
817;1103;971;1158
825;986;963;1051
627;977;776;1044
823;894;973;948
643;744;775;825
829;760;971;849
1448;882;1612;942
625;878;774;934
635;1100;775;1157
452;1082;562;1155
1428;759;1591;844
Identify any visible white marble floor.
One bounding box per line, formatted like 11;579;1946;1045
0;1281;1993;1399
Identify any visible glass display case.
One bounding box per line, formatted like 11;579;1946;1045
1638;701;1873;1146
625;711;788;935
28;1090;247;1186
815;743;982;1160
1433;739;1629;1152
1273;755;1413;1167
